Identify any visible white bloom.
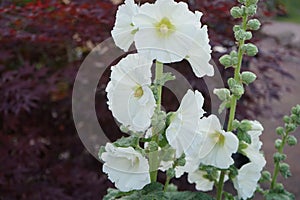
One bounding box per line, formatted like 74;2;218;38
166;89;205;158
185;21;214;78
197;115;239;169
188;169;228;192
233;162;263;200
106;54;156;132
111;0;139;51
248;120;264;150
133;0;202;63
243;145;266;170
175;156;199;178
101;143;150;192
242;120;266;169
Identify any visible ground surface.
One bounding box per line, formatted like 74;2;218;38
257;21;300;197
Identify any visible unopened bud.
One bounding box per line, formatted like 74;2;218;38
247;19;261;30
231;6;243;18
241;71;257;85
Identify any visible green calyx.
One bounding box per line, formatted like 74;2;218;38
155;17;175;37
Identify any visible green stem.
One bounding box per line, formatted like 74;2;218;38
164;175;171;192
149;60;164;183
216;170;226;200
270;134;287;189
155;61;164;109
216;15;248;200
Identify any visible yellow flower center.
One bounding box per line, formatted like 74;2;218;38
134;86;144;98
155;17;175;37
212;131;225;146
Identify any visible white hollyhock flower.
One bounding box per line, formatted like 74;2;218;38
243;145;266;170
188;170;215;191
242;120;266;169
111;0;139;51
106;54;156;132
175;156;199;178
197;115;239;169
166;89;205;158
133;0;202;63
233;162;263;200
188;169;228;192
248;120;264;150
101;143;150;192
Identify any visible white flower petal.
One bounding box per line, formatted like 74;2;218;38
186;25;214;78
188;170;214;191
198;115;239;169
248;120;264;150
101;143;150;192
111;0;139;51
166;90;205;157
233;162;263;199
106;54;156;132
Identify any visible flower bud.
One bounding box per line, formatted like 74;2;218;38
234;29;247;41
275;139;282;150
274;183;284;193
285;123;296;133
283;115;291;123
213;88;231;101
273;152;286;163
176;157;186;166
247;19;261;30
287;135;297;146
245;31;253;40
219;54;232;68
230;6;243;18
246;4;257;16
261;171;271;182
243;43;258;56
166;168;176;178
147;141;158;152
228;78;245;98
241;71;257;85
279;163;291;178
276;127;285;136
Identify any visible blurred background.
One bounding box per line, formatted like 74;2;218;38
0;0;299;199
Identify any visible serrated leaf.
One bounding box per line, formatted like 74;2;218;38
265;190;295;200
165;191;214;200
114;135;139;148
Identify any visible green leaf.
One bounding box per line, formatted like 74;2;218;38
103;183;214;200
154;72;175;86
165;191;214;200
151;110;166;136
103;188;133;200
265;189;295;200
114;135;139;148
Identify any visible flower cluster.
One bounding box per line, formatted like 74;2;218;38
99;0;269;199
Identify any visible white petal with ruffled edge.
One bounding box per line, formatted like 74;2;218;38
111;0;139;51
106;54;156;132
185;25;214;78
101;143;150;192
197;115;239;169
233;162;263;200
166;90;205;158
133;0;202;63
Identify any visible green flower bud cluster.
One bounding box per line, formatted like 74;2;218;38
219;51;238;68
263;105;300;197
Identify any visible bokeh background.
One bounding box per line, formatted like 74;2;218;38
0;0;299;199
